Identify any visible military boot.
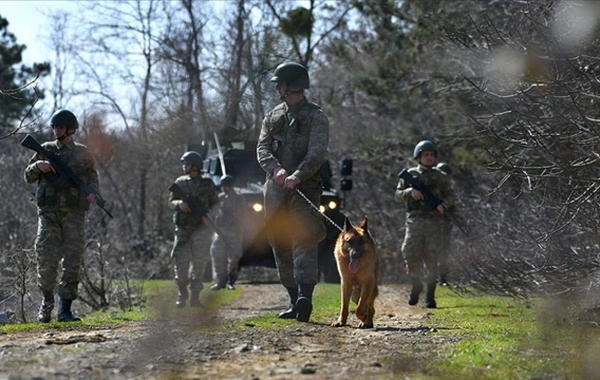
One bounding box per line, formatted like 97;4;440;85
296;283;314;323
37;290;54;323
408;277;423;306
176;283;188;308
57;298;81;322
190;288;202;308
278;286;298;319
226;272;238;290
210;281;226;291
438;274;449;287
425;282;437;309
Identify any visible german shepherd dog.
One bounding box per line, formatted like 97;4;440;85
332;217;379;329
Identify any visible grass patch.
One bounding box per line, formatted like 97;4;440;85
422;286;600;380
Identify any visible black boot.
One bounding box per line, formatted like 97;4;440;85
408;277;423;306
57;298;81;322
190;288;202;308
37;290;54;323
438;274;449;287
278;286;298;319
210;281;226;291
176;283;188;308
296;283;314;323
425;282;437;309
226;272;238;290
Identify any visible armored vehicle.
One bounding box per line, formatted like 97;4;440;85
199;139;351;283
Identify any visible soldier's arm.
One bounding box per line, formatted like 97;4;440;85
440;174;455;209
292;109;329;181
168;179;184;210
394;178;414;203
256;115;282;176
24;152;44;184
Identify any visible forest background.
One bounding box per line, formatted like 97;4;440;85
1;0;600;323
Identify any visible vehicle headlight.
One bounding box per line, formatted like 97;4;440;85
328;201;338;210
252;203;263;213
319;205;326;213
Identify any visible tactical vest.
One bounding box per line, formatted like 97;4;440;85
36;141;91;214
268;100;322;182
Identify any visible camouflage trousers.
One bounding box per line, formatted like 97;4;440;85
210;230;243;284
35;211;86;300
263;179;326;287
171;226;212;291
401;215;445;283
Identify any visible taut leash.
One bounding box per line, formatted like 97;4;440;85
295;188;343;233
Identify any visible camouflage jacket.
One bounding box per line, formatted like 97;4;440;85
256;97;329;185
24;139;99;215
394;164;455;218
169;175;219;229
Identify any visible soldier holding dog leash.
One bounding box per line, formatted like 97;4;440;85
257;61;329;323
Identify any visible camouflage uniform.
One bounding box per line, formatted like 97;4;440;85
169;175;219;296
395;164;454;306
257;98;329;289
24;138;98;301
210;188;244;288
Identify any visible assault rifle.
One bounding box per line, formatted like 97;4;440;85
398;169;468;236
168;183;232;248
21;134;113;218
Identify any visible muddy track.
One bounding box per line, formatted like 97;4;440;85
0;284;452;379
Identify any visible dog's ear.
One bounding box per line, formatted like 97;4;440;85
344;217;353;232
359;216;368;231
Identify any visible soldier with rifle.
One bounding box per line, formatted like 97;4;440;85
168;151;218;308
395;140;456;309
23;109;104;323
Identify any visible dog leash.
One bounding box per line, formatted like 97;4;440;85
295;188;343;233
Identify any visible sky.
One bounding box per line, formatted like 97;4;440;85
2;1;75;65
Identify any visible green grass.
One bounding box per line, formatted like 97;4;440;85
421;286;600;380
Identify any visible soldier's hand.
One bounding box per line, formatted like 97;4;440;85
436;204;445;214
179;201;192;213
283;174;301;189
411;189;424;201
273;167;288;185
87;193;97;206
37;161;56;174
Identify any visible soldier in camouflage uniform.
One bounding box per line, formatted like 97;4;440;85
24;109;99;323
435;162;454;286
257;61;329;323
210;175;244;291
395;140;455;309
169;151;219;308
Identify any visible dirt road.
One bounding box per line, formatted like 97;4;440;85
0;284;451;379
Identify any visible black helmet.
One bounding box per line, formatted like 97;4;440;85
413;140;437;159
436;162;453;175
220;175;234;187
50;109;78;130
180;151;203;169
270;62;310;89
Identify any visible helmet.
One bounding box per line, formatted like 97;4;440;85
413;140;437;159
180;151;203;169
220;175;234;187
270;62;310;89
436;162;453;175
50;109;78;130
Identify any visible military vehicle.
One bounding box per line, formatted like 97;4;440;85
198;139;352;283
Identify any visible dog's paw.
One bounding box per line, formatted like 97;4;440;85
331;320;346;327
358;322;374;329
